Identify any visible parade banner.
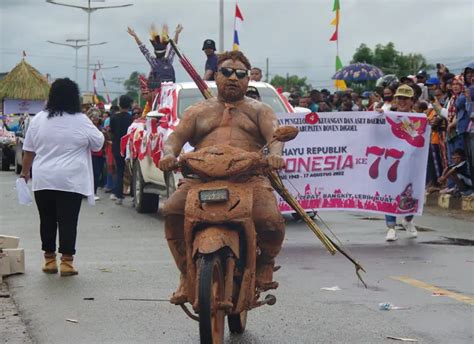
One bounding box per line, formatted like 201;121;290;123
277;111;430;216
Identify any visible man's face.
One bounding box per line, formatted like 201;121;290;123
216;59;249;102
298;97;310;108
452;82;462;95
417;76;426;84
434;88;444;101
311;92;321;103
250;68;262;81
395;96;413;112
204;48;214;56
452;153;462;164
466;69;473;84
318;102;329;112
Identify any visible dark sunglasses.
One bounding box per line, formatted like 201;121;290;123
219;67;248;79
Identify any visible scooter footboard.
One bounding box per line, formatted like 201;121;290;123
192;226;240;258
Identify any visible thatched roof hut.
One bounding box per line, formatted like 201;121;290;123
0;59;50;100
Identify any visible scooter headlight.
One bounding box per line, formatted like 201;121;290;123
199;188;229;203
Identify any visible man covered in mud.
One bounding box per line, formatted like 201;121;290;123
159;50;285;304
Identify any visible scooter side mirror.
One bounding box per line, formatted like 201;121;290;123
273;126;299;142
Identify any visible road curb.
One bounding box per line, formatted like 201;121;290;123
425;192;474;212
0;278;33;344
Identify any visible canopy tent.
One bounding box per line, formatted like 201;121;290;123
0;59;50;114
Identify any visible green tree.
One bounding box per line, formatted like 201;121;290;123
270;74;312;94
123;71;143;103
351;42;433;77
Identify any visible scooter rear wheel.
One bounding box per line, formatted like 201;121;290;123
198;253;225;344
228;310;247;334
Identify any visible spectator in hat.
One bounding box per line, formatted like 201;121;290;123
250;67;263;82
416;70;429;101
416;70;428;84
379;84;419;241
202;39;218;81
426;77;440;101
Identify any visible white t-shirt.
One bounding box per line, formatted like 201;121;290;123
23;110;104;202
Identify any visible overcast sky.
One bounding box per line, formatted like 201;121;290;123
1;0;473;96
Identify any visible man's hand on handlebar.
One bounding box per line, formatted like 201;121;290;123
267;154;286;170
159;155;179;172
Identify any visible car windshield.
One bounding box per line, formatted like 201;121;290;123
177;86;288;118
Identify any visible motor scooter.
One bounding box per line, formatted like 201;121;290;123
175;127;298;344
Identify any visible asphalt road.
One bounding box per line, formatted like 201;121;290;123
0;170;473;344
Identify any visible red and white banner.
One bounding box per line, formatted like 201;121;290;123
277;111;430;216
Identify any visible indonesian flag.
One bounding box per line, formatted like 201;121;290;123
233;4;244;51
92;71;99;104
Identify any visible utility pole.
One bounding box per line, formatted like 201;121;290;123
219;0;224;53
77;63;118;100
46;0;133;92
47;39;106;83
265;57;269;82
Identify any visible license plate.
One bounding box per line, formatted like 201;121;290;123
199;188;229;203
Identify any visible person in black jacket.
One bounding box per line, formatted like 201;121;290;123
109;95;133;204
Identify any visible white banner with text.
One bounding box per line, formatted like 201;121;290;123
277;111;430;216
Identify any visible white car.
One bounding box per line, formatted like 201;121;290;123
127;81;293;213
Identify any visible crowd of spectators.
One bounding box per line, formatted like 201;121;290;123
84;97;142;204
281;63;474;197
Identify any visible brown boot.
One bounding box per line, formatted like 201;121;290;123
42;252;58;274
256;257;278;291
60;255;78;276
167;239;188;304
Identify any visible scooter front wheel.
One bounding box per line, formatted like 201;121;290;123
198;253;225;344
228;310;247;334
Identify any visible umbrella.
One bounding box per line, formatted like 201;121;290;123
332;63;384;82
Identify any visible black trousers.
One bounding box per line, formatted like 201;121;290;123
113;152;125;199
34;190;83;255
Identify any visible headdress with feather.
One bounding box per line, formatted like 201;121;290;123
149;24;170;55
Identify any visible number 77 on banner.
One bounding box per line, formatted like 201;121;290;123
366;146;405;182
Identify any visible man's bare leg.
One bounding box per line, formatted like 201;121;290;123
165;215;188;304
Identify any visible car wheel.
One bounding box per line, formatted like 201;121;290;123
133;160;159;213
0;149;10;172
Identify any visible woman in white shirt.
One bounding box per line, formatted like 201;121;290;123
21;78;104;276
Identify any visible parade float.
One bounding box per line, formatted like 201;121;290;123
0;58;50;171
